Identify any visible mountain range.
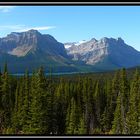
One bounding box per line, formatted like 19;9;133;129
66;37;140;71
0;29;140;73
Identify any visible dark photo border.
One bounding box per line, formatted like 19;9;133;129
0;1;140;139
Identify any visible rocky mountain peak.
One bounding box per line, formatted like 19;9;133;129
90;38;97;43
21;29;41;39
0;30;67;57
26;29;40;34
117;37;124;44
0;31;140;73
101;37;108;41
67;37;140;68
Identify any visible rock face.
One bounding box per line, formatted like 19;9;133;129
0;29;67;57
67;37;140;68
0;29;140;73
67;38;105;64
0;30;77;73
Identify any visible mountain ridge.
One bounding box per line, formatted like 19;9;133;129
0;30;80;73
67;37;140;69
0;30;140;73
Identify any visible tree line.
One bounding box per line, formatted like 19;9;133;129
0;63;140;135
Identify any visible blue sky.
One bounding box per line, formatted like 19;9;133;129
0;6;140;50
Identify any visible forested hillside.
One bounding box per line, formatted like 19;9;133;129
0;64;140;135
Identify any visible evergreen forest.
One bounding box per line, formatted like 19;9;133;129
0;64;140;135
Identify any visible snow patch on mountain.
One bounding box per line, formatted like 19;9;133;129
74;40;87;46
64;40;87;49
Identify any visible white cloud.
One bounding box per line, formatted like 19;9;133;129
0;25;26;30
16;26;56;32
0;25;56;33
0;6;15;13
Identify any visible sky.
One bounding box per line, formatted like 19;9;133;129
0;6;140;51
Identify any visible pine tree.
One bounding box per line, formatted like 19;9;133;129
16;77;25;133
55;81;66;135
93;80;101;129
45;80;56;135
111;92;123;134
66;97;74;134
28;67;52;134
21;70;31;133
12;82;20;134
110;71;120;117
112;68;129;134
28;68;45;134
78;113;87;134
126;69;140;134
1;63;12;131
66;97;81;134
100;78;113;133
82;77;89;134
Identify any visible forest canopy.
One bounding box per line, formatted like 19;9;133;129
0;64;140;135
